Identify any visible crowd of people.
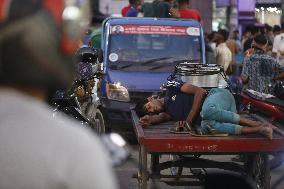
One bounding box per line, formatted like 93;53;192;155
121;0;202;21
205;23;284;95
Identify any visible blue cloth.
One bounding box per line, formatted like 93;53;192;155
200;88;242;134
126;7;139;17
164;80;197;122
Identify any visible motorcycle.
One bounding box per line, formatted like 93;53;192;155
230;76;284;170
51;47;105;134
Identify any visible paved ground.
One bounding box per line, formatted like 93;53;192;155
115;144;284;189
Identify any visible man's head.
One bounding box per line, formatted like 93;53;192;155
273;25;281;36
233;30;239;40
265;24;272;34
281;22;284;32
252;34;269;51
213;29;229;44
178;0;190;8
250;25;260;37
208;31;216;42
129;0;141;8
144;96;164;114
0;0;90;91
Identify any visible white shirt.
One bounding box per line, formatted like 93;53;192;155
272;33;284;66
0;89;118;189
215;42;232;72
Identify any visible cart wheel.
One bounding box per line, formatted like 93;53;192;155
169;155;183;177
245;153;270;189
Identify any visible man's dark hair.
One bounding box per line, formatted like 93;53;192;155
178;0;190;4
217;29;229;41
250;25;260;35
265;24;272;32
208;31;216;41
129;0;139;4
281;22;284;30
254;34;268;46
273;25;281;33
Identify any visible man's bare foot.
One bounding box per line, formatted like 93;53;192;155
259;126;273;140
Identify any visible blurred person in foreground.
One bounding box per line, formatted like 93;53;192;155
0;0;117;188
241;34;284;94
272;22;284;66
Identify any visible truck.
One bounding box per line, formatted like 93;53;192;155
98;17;206;132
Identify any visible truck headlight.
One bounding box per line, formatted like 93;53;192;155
106;83;130;102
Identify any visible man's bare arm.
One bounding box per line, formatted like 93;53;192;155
274;72;284;80
139;112;171;127
240;73;248;84
150;112;171;124
180;83;207;124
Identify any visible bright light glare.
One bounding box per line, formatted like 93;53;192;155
110;133;126;147
63;6;80;20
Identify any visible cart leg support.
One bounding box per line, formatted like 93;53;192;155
139;145;148;189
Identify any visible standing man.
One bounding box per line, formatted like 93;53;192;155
177;0;202;22
0;0;117;188
121;0;132;16
272;22;284;66
243;26;260;52
121;0;141;17
213;29;232;73
241;34;284;94
142;0;176;18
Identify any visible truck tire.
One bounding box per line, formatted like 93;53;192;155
83;102;106;135
92;109;106;135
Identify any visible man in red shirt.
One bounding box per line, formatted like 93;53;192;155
121;0;132;16
177;0;202;22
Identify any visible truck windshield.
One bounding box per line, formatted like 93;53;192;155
107;25;202;72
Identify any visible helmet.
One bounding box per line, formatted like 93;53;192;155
0;0;90;89
75;46;97;64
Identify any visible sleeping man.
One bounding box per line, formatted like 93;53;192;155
139;80;273;139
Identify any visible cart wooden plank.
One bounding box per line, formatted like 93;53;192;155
131;110;284;154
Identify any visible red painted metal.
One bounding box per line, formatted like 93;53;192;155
142;136;284;153
240;92;284;122
132;111;284;154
